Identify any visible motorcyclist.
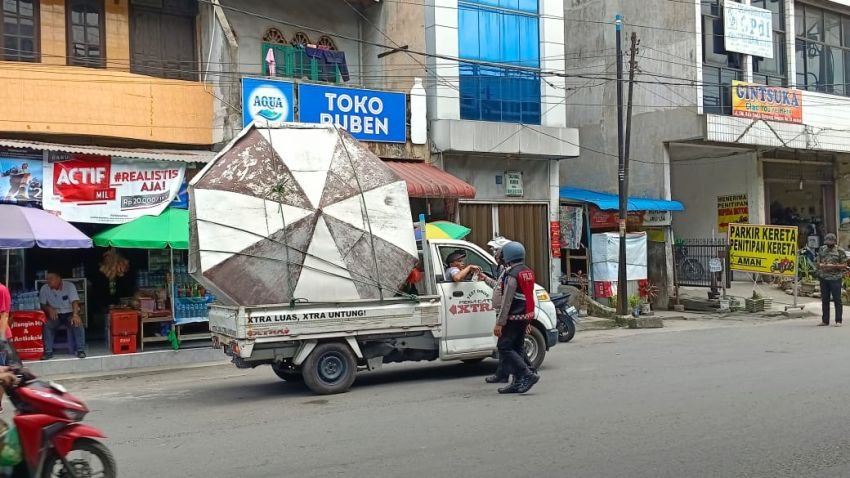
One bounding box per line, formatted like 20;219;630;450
482;237;534;384
492;241;540;394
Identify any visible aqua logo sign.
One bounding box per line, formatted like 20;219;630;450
242;78;294;127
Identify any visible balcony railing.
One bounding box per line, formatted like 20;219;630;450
261;43;345;84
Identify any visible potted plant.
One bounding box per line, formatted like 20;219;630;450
629;294;642;317
799;260;818;296
639;281;659;315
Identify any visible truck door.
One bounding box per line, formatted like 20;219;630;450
436;245;499;356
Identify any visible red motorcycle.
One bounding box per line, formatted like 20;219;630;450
4;369;115;478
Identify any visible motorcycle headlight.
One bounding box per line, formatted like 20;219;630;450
64;409;87;421
536;292;551;302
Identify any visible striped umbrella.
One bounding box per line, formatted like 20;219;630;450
414;221;471;241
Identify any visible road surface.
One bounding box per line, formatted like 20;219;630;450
67;318;850;477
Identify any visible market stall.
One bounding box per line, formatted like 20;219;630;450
93;208;211;351
0;204;92;359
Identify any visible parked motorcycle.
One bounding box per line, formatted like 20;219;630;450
551;294;580;343
4;368;115;478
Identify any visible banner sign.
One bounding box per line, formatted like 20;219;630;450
728;223;797;276
717;193;749;233
724;2;773;58
550;221;561;258
731;81;803;124
242;77;295;127
588;206;643;230
43;155;185;224
298;83;407;143
0;148;43;204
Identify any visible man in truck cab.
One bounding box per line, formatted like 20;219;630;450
492;241;540;394
444;250;481;282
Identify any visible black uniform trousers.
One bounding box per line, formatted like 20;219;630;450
497;320;533;378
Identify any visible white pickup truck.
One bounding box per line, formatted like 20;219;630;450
209;238;559;395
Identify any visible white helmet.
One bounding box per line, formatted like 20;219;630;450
487;236;511;252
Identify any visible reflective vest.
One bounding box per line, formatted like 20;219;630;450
502;264;536;319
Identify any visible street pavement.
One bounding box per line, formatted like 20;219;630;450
62;317;850;478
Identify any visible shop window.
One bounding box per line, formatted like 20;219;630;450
795;4;850;96
67;0;105;68
458;0;541;124
262;27;286;44
130;0;197;81
1;0;39;62
701;0;744;115
751;0;787;86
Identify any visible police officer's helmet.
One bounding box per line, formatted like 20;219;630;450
500;241;526;264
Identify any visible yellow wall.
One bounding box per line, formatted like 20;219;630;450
0;0;212;145
0;64;214;145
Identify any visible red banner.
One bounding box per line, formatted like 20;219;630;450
588;206;644;230
550;221;562;258
52;155;115;203
10;311;46;361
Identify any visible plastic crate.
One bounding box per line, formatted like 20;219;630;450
111;335;137;355
110;310;139;336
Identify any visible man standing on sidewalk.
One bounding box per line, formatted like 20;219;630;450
816;233;848;327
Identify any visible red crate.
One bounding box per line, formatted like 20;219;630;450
111;335;137;355
110;310;139;336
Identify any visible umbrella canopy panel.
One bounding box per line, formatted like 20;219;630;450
189;123;418;306
0;204;92;249
92;208;189;250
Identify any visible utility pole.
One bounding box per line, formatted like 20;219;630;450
616;21;639;317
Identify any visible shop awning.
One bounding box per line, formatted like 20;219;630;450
0;139;215;163
560;187;684;211
384;161;476;199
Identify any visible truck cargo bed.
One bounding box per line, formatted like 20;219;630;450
209;297;442;341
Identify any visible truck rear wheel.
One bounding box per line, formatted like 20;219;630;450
524;327;547;370
302;342;357;395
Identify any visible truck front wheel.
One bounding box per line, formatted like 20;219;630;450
302;342;358;395
524;327;547;370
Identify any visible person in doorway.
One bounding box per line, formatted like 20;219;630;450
444;250;480;282
816;233;848;327
492;241;539;394
39;272;86;359
482;237;534;384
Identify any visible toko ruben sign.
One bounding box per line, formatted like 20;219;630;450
298;84;407;143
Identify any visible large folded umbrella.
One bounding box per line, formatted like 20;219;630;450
92;208;189;250
0;204;92;284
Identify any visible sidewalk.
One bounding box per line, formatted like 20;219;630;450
679;280;830;315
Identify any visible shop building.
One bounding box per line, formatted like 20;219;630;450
0;0;217;359
423;0;581;287
203;0;478;223
562;0;850;299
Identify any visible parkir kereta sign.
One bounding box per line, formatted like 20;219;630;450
728;223;798;276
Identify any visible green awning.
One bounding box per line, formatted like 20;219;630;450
92;208;189;250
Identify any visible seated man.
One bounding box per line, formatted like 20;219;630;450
39;272;86;360
444;250;480;282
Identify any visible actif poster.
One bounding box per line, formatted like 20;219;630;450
42;155;185;224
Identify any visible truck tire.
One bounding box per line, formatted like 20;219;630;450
272;364;303;382
524;327;547;370
302;342;358;395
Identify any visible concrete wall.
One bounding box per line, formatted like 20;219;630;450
443;155;551;202
561;0;702;199
361;1;427;92
670;152;764;238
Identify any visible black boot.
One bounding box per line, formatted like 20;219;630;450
485;374;509;384
515;373;540;394
498;377;522;394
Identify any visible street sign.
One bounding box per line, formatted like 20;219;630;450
728;223;797;276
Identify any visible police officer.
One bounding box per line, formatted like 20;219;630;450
493;241;540;394
483;237;534;384
817;233;848;326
